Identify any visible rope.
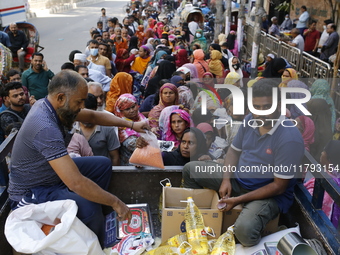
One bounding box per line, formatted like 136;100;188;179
304;238;328;255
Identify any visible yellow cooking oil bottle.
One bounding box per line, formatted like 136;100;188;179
210;226;235;255
184;197;208;255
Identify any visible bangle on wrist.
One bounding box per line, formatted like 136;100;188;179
131;121;134;129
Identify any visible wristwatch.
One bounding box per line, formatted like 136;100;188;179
21;47;24;50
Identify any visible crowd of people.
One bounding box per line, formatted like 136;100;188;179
1;0;339;250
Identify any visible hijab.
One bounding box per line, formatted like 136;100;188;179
310;79;336;132
279;68;298;87
182;63;199;79
114;93;147;143
150;50;167;69
262;57;287;78
170;75;184;87
175;49;189;67
296;115;315;152
209;50;223;77
106;72;133;113
166;109;193;147
287;80;309;119
193;49;209;78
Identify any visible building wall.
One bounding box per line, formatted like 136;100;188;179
290;0;337;31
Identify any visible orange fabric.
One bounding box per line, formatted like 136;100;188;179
129;145;164;169
114;38;128;51
193;49;209;78
105;72;133;113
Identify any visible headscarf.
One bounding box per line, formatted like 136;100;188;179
114;93;147;143
128;36;139;52
218;33;226;46
147;18;155;30
306;98;333;161
181;22;190;42
178;85;194;109
159;105;180;140
279;68;298;87
151;50;167;69
208;50;223;77
175;49;189;67
262;57;287;78
224;71;241;86
191;29;207;52
145;38;155;55
131;47;151;74
209;43;222;52
155;22;165;37
296;115;315;152
287;80;309;119
182;63;199;79
116;49;128;60
148;83;179;128
166;109;193;147
228;57;243;81
106;72;133;113
193;49;209;78
136;25;145;46
311;79;336;132
170;75;184;87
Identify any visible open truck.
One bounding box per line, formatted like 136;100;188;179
0;0;27;30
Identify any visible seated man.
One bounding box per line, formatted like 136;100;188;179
8;70;149;245
7;23;29;72
73;93;120;166
182;79;304;247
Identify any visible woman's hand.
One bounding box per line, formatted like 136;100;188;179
136;136;149;149
151;127;160;137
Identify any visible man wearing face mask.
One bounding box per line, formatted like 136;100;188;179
279;14;293;31
87;40;112;77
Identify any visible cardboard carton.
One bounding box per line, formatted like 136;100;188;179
161;187;222;242
222;204;279;236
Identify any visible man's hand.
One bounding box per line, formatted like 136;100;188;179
29;95;36;106
219;196;237;212
42;60;49;71
17;49;23;54
113;199;132;224
132;121;150;133
219;178;232;198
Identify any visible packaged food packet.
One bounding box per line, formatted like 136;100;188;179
130;131;165;169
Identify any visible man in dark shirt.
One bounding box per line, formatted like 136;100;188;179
7;23;29;72
0;82;32;134
320;23;339;62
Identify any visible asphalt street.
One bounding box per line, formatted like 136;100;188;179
28;0;127;73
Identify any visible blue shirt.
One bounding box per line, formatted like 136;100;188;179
8;99;69;202
231;114;304;213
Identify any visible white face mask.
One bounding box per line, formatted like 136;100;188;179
196;33;201;38
285;17;289;20
90;48;98;56
323;25;327;30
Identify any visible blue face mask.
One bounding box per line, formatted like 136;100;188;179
196;33;201;38
90;48;98;56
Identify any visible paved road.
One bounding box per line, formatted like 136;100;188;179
28;0;127;73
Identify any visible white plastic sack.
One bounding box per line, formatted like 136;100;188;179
5;199;104;255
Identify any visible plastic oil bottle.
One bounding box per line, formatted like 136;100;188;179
144;245;178;255
210;226;235;255
184;197;208;255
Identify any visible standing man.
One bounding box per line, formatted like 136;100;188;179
7;23;29;72
296;6;309;35
8;70;149;245
98;8;109;31
182;79;304;247
303;20;320;56
320;23;339;62
0;31;11;47
87;40;112;77
268;17;280;37
21;52;54;100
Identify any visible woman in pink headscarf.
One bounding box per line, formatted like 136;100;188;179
295;115;315;152
114;93;148;165
165;109;193;147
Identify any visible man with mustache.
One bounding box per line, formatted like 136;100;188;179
21;52;54;100
0;82;32;134
7;70;149;246
7;23;29;72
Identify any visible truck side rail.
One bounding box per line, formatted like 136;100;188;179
294;150;340;255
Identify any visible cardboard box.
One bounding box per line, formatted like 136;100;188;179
222;205;279;236
161;187;222;242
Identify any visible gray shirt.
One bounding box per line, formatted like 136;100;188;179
292;34;305;52
321;31;339;61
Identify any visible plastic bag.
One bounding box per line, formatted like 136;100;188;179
129;131;164;169
5;200;104;255
110;233;154;255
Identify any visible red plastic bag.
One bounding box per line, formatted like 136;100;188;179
130;131;165;169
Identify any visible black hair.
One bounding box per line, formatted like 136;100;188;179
91;30;100;36
88;39;99;45
69;50;82;62
85;77;95;83
3;82;23;97
301;6;307;11
32;52;44;59
75;65;88;73
48;70;85;96
252;78;281;101
61;62;75;70
94;34;102;40
172;71;184;77
97;21;103;25
6;69;20;79
85;93;98;110
5;122;22;136
324;19;333;25
330;24;337;30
